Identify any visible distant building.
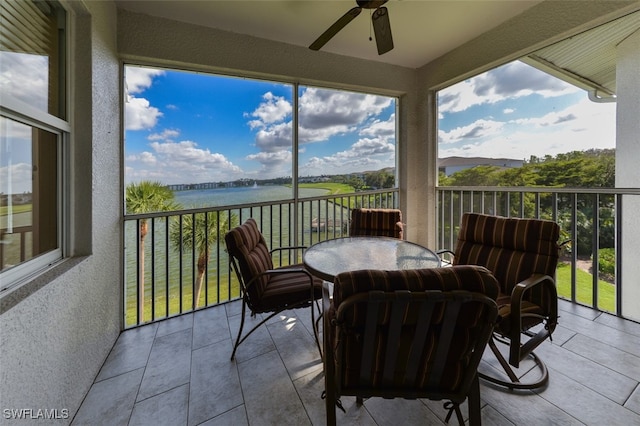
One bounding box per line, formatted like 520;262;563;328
438;156;523;176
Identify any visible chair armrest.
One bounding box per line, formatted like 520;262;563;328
270;246;308;264
395;221;404;239
322;281;332;313
508;273;558;364
243;267;315;292
270;245;308;254
436;249;456;266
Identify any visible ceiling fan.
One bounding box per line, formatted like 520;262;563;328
309;0;394;55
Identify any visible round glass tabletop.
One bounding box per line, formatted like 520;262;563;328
303;236;441;281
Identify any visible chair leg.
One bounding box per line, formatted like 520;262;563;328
325;388;337;426
324;321;337;426
230;301;248;361
479;336;549;390
312;299;323;358
467;374;482;426
230;304;281;361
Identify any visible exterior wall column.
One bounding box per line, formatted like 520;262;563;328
616;28;640;322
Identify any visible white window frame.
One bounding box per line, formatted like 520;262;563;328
0;1;70;295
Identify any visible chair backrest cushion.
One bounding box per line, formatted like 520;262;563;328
334;265;498;307
350;208;404;239
453;213;560;294
331;265;499;394
224;218;273;302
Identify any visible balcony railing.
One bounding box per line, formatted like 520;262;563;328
123;188;399;327
437;186;640;317
124;185;638;328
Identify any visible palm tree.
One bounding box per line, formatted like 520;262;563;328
170;210;238;308
125;181;180;322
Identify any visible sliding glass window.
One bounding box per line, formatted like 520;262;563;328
0;0;67;290
123;66;397;211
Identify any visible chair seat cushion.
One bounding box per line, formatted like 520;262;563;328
255;265;323;312
495;292;546;335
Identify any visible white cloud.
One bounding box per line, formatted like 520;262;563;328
360;113;396;138
439;97;616;160
513;111;577;127
350;138;395;156
246;92;291;129
254;122;292;152
298;88;392;143
125;67;164;94
0;52;48;111
148;129;180;141
125;97;163;131
124;67;165;131
246;87;393;152
127;132;244;184
245;88;395;174
439;119;505;144
473;61;574;98
0;163;32;194
301;133;394;176
439;61;579;115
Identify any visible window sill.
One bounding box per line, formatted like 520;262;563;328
0;256;89;315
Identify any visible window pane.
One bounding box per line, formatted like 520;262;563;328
297;86;397;191
124;65;294;210
0;116;58;273
0;0;66;118
437;60;616;187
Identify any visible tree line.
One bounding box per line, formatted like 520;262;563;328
439;149;615;188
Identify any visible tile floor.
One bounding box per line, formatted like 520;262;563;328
73;299;640;425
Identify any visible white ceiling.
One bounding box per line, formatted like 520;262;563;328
114;0;543;69
523;10;640;97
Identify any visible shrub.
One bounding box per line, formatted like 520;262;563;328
596;247;615;279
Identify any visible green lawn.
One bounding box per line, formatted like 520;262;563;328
297;182;355;194
556;262;615;313
0;204;32;216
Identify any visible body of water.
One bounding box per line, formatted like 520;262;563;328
174;185;329;208
124;184;341;325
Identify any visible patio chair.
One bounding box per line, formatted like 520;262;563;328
323;265;499;425
442;213;560;390
349;208;404;239
225;218;323;360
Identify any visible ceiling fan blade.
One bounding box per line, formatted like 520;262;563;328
309;7;362;51
372;6;393;55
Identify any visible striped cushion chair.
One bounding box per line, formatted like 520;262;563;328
324;266;499;426
225;218;323;360
349;208;404;239
450;213;560;390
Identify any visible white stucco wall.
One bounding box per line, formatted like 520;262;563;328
616;28;640;322
0;2;122;424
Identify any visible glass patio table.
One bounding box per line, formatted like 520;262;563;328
303;236;441;282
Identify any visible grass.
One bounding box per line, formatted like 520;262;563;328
556;262;616;313
297;182;355;195
0;203;32;216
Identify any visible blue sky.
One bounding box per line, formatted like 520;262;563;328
124;60;616;186
125;66;396;185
